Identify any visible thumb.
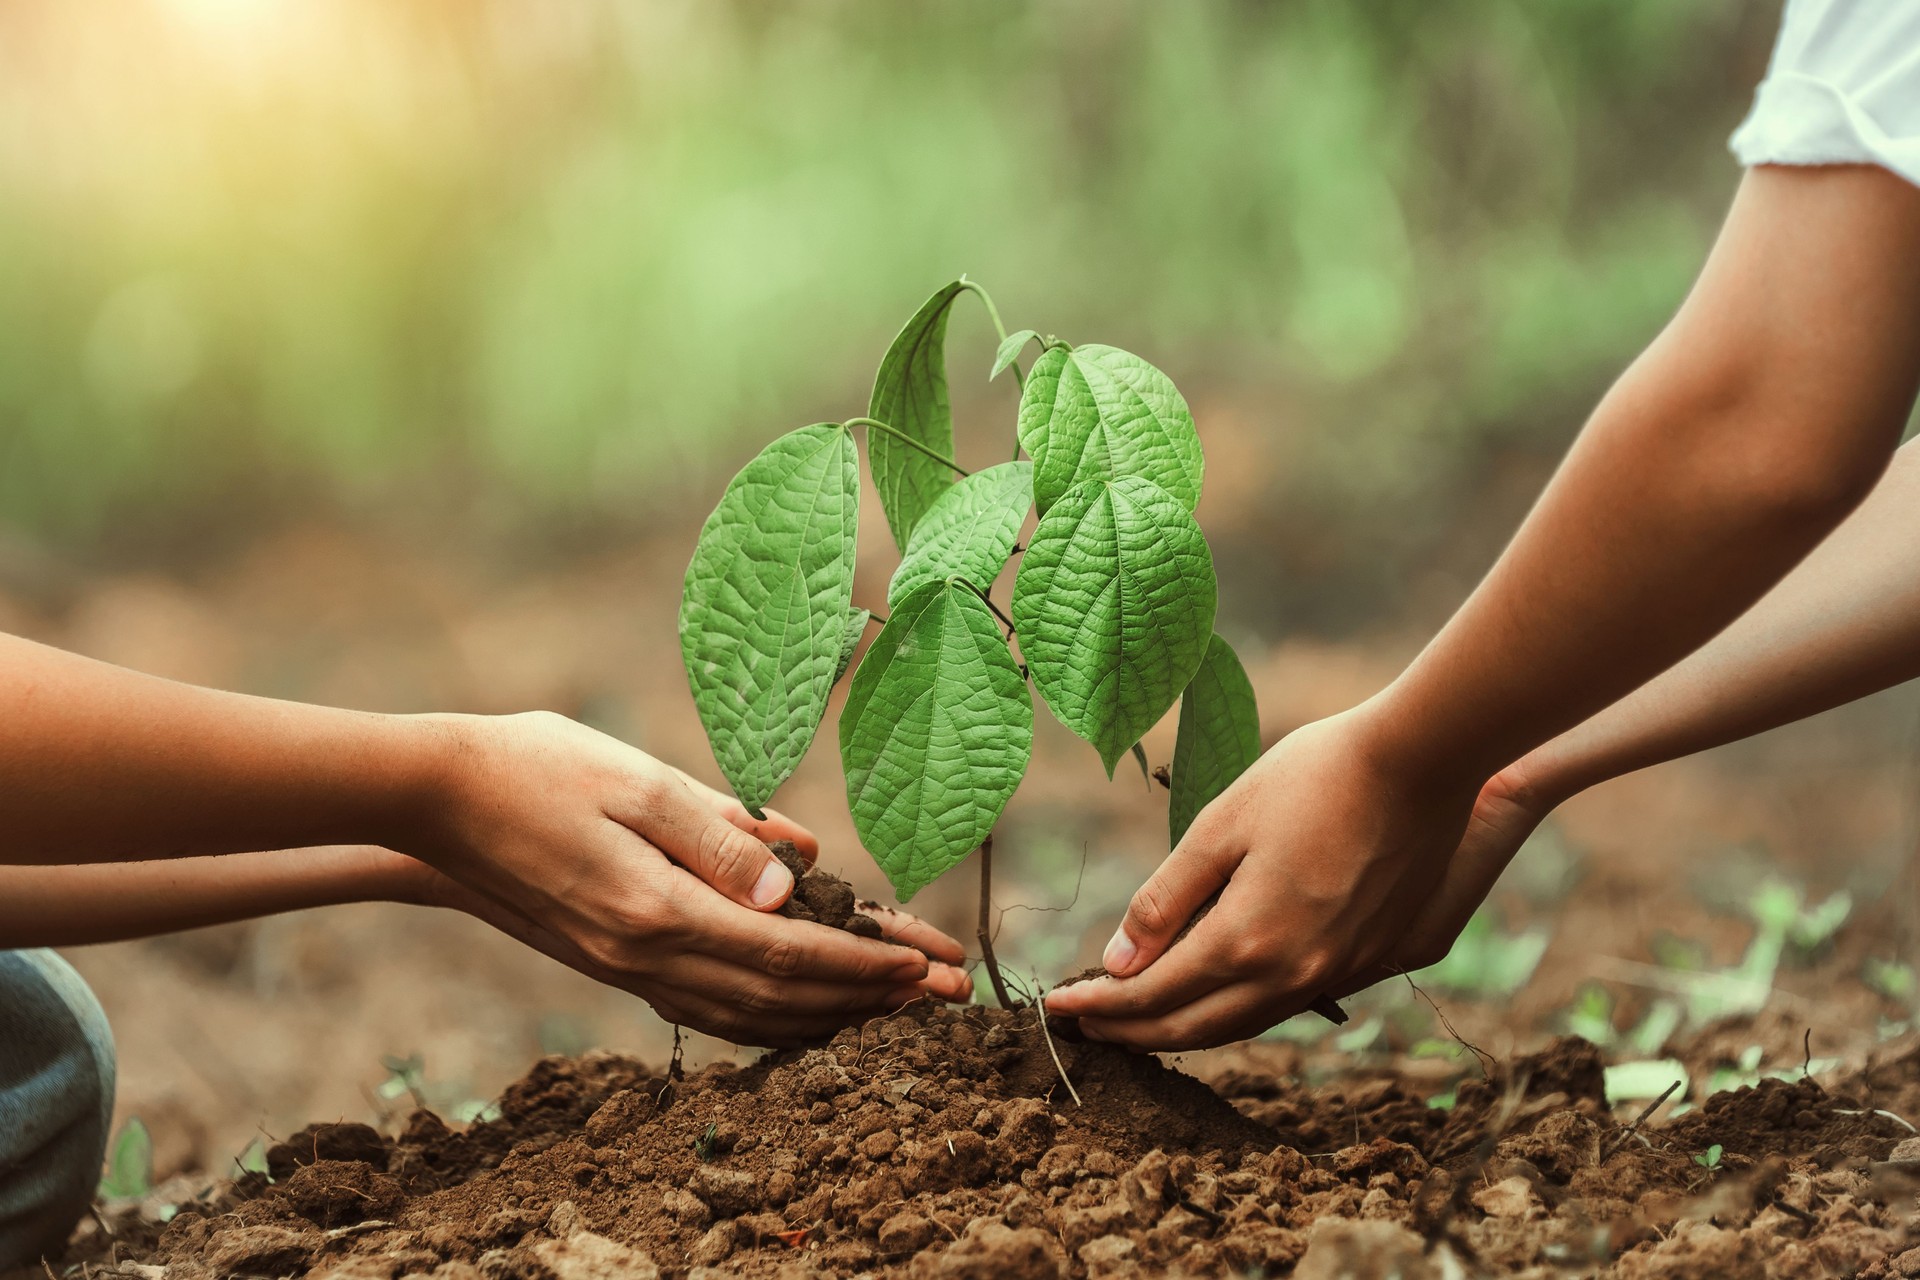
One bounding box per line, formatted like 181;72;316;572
635;776;795;911
1104;827;1238;978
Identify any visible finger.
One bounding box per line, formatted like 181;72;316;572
671;766;821;862
862;905;968;965
648;990;905;1048
646;950;931;1018
1045;898;1243;1021
637;775;796;911
1102;815;1243;978
1080;980;1296;1052
678;886;933;985
925;961;973;1002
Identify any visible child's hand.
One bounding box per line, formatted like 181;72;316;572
405;710;971;1045
1043;706;1480;1049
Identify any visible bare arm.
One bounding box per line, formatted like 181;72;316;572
1051;165;1920;1048
1518;436;1920;803
0;846;410;947
0;848;971;1019
1342;436;1920;981
0;632;969;1044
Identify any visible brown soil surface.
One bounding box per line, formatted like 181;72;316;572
56;1014;1920;1278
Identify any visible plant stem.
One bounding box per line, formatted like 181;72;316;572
844;418;969;478
966;584;1018;640
958;278;1029;462
976;835;1017;1010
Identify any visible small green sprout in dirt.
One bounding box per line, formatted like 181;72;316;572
693;1121;720;1162
98;1116;154;1200
1864;956;1916;1003
377;1052;429;1108
234;1137;271;1179
1693;1143;1724;1170
1563;982;1616;1046
680;278;1262;1002
1603;1059;1689;1108
1414;910;1549;999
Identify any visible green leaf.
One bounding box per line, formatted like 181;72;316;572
1012;475;1216;775
834;608;871;684
888;461;1032;607
680;423;859;813
1168;634;1261;847
99;1117;154;1200
991;329;1039;380
869;280;966;550
840;581;1033;902
1603;1059;1690;1105
1016;344;1204;516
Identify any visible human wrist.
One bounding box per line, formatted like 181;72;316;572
363;712;479;866
1346;689;1499;802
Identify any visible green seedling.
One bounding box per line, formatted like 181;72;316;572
1414;910;1549;999
1705;1043;1839;1095
680;279;1260;1003
1603;1059;1689;1107
98;1116;154;1200
694;1121;720;1162
1693;1143;1723;1170
1564;982;1616;1046
377;1052;429;1108
234;1137;271;1178
1864;957;1916;1003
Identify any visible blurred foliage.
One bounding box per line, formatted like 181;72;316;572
0;0;1771;589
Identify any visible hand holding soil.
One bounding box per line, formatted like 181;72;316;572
403;710;970;1045
1046;705;1479;1049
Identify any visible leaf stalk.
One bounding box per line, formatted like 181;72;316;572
845;417;969;478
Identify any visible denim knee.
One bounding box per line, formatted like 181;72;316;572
0;950;116;1268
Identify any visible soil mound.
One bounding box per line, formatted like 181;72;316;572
52;1029;1920;1277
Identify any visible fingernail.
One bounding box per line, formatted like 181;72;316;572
1103;928;1138;976
749;860;793;909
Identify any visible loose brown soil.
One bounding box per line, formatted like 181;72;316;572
771;842;883;941
58;1013;1920;1278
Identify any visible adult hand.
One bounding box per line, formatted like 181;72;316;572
1325;763;1553;1000
1043;705;1481;1050
404;711;971;1045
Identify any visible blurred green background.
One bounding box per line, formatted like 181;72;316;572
0;0;1774;625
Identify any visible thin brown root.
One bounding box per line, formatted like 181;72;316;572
1029;975;1083;1108
1399;970;1496;1078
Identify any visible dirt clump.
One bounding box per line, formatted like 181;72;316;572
771;840;884;939
45;1031;1920;1277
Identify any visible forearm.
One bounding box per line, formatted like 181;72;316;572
1509;437;1920;804
0;632;452;865
0;845;423;948
1368;167;1920;790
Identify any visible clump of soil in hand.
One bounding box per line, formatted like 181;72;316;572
71;1029;1920;1279
770;839;884;939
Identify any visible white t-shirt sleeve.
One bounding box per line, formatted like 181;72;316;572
1731;0;1920;186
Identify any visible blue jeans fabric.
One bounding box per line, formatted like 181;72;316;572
0;950;115;1267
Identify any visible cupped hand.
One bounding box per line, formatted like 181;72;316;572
1043;705;1482;1050
402;710;972;1046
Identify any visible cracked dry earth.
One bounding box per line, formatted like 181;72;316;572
47;1005;1920;1279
